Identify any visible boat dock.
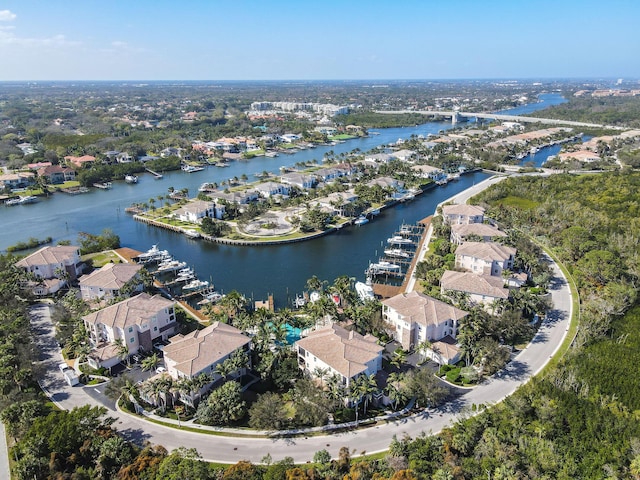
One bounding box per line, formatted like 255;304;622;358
145;168;163;179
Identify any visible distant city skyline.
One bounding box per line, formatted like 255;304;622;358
1;0;639;81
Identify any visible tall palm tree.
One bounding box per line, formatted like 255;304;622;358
114;339;130;366
140;353;160;372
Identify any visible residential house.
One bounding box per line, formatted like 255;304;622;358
363;153;393;166
37;165;76;184
64;155;96;168
208;189;259;205
295;324;383;388
253;181;291;198
313;191;359;216
280;172;316;190
442;204;485;225
0;172;36;190
393;149;417;162
426;336;461;365
160;147;183;158
440;270;510;309
455;242;516;277
313;167;346;183
163;322;251;381
15;245;83;295
84;293;177;369
450;222;507;245
382;291;468;351
79;262;143;302
173;199;223;222
557;150;601;163
411;164;444;180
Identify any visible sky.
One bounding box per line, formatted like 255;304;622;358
0;0;639;81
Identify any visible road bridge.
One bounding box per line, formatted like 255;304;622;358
374;109;619;129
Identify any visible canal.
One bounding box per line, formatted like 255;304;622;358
2;93;565;306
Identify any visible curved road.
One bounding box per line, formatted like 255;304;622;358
32;246;572;464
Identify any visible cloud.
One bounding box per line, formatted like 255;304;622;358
0;10;16;21
0;29;80;48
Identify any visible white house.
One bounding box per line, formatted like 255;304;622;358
84;293;176;369
455;242;516;277
79;262;143;302
382;291;468;351
295;324;383;388
442;204;485;225
253;181;291;198
15;245;83;295
280;172;316;190
173;199;223;222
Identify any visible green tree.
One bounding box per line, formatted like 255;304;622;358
196;380;246;426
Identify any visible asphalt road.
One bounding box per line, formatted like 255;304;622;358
27;247;572;464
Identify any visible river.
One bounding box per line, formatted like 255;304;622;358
2;93;565;306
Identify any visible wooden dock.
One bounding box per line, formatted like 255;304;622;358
372;283;402;299
400;216;432;292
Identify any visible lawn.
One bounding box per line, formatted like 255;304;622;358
82;250;122;266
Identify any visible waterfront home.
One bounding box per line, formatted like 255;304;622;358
84;293;177;369
208;189;259;205
79;262;143;302
163;323;251;406
280;133;301;143
37;165;76;184
313;167;347;183
173;199;224;222
454;241;516;277
15;245;83;295
160;147;183;158
382;291;468;351
450;222;507;245
280;172;316;190
441;204;485;225
0;172;36;190
440;270;510;310
253;181;291;198
64;155;96;168
411;164;444;180
312;191;359;216
295;324;383;388
367;176;405;191
314;126;338;136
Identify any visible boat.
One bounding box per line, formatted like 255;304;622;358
369;208;380;216
366;261;401;275
184;229;201;239
399;226;412;235
182;279;210;293
387;235;413;245
355;281;375;302
136;245;170;264
198;290;225;305
156;260;187;273
293;294;307;308
384;248;411;259
125;175;138;184
5;195;38;206
5;197;22;206
93;182;112;189
181;164;205;173
354;215;369;226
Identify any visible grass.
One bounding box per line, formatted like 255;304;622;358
494;195;540;210
82;250;122;266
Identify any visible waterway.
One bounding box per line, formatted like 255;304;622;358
2;93;565;307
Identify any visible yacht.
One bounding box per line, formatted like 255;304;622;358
384;248;410;259
6;195;38;206
387;235;413;245
125;175;138;184
182;279;209;293
181;164;205;173
184;229;201;239
366;261;401;275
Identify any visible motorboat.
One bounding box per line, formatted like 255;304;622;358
156;260;187;273
181;164;205;173
387;235;413;245
182;279;209;293
354;215;369;226
184;229;201;239
125;175;138;184
355;281;375;302
384;248;410;258
366;261;401;275
136;245;169;263
6;195;38;206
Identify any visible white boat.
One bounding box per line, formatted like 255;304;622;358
184;229;201;239
399;226;412;235
136;245;170;263
293;294;307;308
198;182;216;192
198;290;225;305
355;281;375;302
387;235;413;245
5;195;37;206
156;260;187;273
369;208;380;216
93;182;113;189
181;164;205;173
366;261;401;275
384;248;410;259
125;175;138;184
5;198;22;206
354;215;369;226
182;279;209;293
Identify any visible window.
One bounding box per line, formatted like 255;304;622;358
130;337;135;343
154;326;158;332
128;327;133;333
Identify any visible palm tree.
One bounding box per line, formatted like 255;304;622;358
359;374;378;417
114;339;130;366
416;340;433;363
140;353;160;372
305;275;325;294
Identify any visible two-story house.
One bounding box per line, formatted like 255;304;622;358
450;223;507;245
173;199;224;223
295;324;383;388
440;270;510;309
382;291;468;351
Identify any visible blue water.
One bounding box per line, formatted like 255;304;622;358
2;93;562;306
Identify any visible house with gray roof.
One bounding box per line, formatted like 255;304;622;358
440;270;510;309
15;245;83;295
455;241;516;277
450;222;507;245
442;204;485;225
79;262;143;302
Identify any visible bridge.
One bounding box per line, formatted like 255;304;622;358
374;109;619;129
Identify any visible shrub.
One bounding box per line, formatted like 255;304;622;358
445;368;461;383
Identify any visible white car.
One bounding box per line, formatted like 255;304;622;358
155;366;166;374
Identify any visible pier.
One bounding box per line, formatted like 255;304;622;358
145;168;164;179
